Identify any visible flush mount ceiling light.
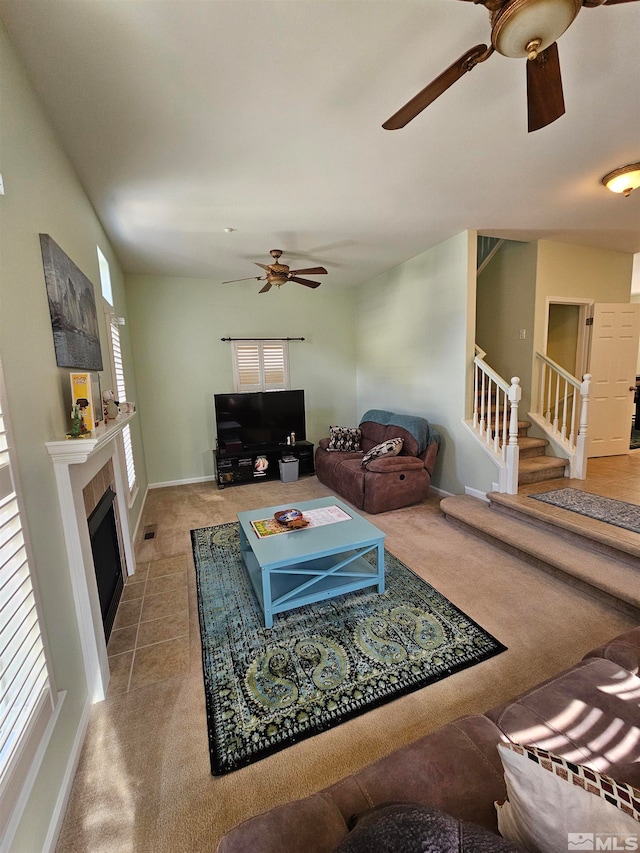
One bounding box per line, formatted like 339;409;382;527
600;162;640;197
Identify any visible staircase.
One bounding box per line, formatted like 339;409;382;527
440;492;640;620
516;419;569;486
469;348;590;492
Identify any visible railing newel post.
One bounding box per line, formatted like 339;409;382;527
574;373;591;479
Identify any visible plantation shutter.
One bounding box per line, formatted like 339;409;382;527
233;341;289;392
234;343;261;391
110;319;127;404
0;363;56;835
262;343;287;388
108;319;137;495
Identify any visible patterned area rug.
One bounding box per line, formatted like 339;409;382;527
191;522;506;775
531;488;640;535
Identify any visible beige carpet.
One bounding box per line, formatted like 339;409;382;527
55;476;637;853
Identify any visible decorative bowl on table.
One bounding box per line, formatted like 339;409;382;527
274;508;309;529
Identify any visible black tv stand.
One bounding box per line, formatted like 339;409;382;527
213;440;315;488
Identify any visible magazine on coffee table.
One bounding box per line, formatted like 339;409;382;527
250;504;351;538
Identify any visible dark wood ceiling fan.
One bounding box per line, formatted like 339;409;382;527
222;249;328;293
383;0;637;133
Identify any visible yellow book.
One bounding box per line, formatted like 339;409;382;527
70;372;97;433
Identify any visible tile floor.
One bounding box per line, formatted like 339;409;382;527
105;450;640;698
106;553;190;697
521;448;640;504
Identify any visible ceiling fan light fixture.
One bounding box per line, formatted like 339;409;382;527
601;163;640;197
491;0;581;58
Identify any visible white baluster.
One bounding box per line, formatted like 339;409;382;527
561;378;568;441
493;381;501;454
569;388;577;450
545;365;552;424
473;363;479;429
486;378;493;446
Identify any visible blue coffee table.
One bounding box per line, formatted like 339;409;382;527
237;496;386;628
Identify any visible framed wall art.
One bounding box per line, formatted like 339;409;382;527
40;234;103;371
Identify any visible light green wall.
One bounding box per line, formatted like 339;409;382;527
476;239;633;431
533;240;633;359
0;22;146;851
476;241;537;415
125;275;357;485
355;231;496;496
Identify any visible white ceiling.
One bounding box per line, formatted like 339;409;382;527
1;0;639;290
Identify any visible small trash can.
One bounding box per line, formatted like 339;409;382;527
279;456;299;483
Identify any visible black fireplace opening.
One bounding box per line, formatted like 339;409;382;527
88;487;124;643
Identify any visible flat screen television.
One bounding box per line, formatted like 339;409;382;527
214;390;306;450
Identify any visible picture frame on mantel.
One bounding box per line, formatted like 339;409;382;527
40;234;104;371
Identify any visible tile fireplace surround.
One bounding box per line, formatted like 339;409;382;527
46;414;137;702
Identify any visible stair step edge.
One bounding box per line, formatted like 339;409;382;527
488;492;640;563
519;456;568;471
518;437;548;449
440;496;639;611
518;471;567;486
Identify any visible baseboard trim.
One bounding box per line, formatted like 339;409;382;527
42;694;91;853
149;475;217;489
429;486;453;498
464;486;489;502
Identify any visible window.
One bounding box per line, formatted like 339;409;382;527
97;247;113;307
232;341;289;392
0;359;56;841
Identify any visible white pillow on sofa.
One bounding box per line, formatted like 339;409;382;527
361;437;403;467
495;743;640;852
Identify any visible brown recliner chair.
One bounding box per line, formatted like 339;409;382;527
314;410;439;514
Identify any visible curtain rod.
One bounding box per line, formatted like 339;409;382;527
221;337;305;342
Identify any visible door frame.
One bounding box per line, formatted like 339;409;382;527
543;296;592;380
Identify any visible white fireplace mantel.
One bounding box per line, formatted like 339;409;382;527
46;413;137;702
46;412;136;466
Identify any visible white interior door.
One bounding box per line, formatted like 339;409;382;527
588;303;640;457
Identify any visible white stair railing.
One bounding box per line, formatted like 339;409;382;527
531;353;591;479
467;347;521;494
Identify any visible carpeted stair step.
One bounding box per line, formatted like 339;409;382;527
516;436;548;459
518;454;568;485
440;495;640;620
487;491;640;567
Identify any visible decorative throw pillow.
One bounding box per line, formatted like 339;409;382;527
327;426;362;452
495;743;640;852
361;437;403;467
332;803;523;853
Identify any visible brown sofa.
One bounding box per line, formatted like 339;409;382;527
314;410;440;514
217;626;640;852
